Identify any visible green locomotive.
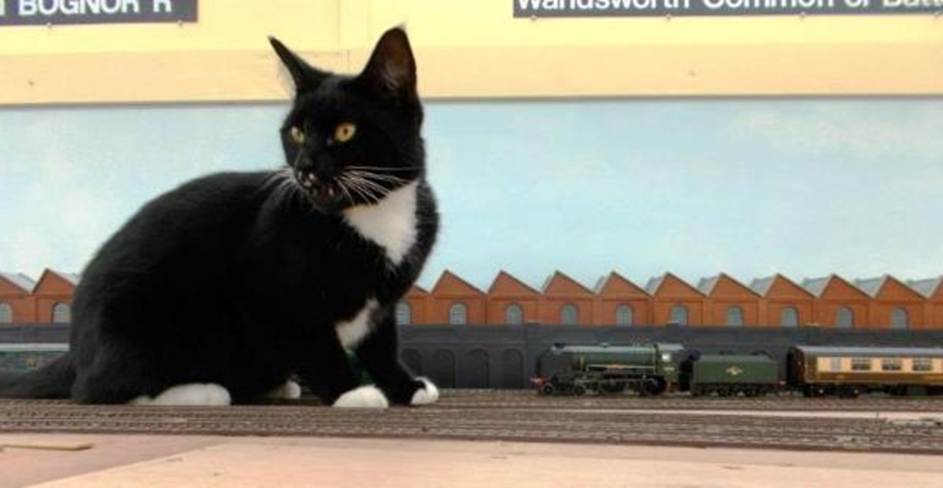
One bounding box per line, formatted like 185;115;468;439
0;343;69;373
533;343;684;396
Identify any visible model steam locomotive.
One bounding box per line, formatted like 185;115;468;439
533;343;943;397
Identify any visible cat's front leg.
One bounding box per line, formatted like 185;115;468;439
354;307;439;406
296;332;389;408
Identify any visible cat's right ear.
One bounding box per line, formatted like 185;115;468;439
269;37;328;93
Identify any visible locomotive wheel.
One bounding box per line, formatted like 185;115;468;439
573;385;586;397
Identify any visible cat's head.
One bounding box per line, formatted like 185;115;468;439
269;27;424;214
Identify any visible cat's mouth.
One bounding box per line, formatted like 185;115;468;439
295;170;346;211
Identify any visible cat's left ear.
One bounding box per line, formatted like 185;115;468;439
356;27;418;102
269;36;328;93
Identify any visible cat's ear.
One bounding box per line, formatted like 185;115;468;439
356;27;417;101
269;36;328;93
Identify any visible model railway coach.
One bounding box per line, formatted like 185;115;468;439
533;343;685;396
788;346;943;397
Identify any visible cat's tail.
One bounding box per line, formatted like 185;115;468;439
0;353;75;399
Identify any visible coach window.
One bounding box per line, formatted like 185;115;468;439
890;307;909;329
0;303;12;323
395;301;412;325
505;304;524;325
669;305;688;326
615;305;633;326
52;303;71;323
829;357;842;372
851;358;871;371
725;306;744;327
836;306;854;329
448;303;467;325
913;358;933;372
780;306;799;327
881;358;902;372
560;304;579;325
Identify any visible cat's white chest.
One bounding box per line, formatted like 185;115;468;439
341;181;419;265
335;299;378;349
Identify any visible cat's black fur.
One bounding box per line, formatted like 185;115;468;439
0;28;438;406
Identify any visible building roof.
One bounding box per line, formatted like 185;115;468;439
749;276;775;296
488;271;540;296
431;270;485;295
541;271;593;296
801;276;831;297
853;276;887;298
0;272;36;293
62;273;81;285
645;272;703;297
644;275;665;295
697;276;721;295
593;272;648;296
801;274;867;298
908;277;942;299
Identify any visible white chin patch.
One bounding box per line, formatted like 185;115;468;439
332;385;389;409
410;377;440;406
130;383;232;406
341;181;419;265
266;380;302;400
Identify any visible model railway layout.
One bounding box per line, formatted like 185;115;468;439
1;391;942;455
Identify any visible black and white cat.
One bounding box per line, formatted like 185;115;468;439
0;28;439;408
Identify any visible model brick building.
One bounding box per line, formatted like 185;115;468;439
0;270;77;325
4;268;943;329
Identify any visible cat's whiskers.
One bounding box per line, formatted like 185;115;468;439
339;174;387;205
346;176;390;202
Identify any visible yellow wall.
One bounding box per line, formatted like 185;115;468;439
0;0;940;104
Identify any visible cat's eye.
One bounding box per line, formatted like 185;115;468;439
334;123;356;143
288;126;304;144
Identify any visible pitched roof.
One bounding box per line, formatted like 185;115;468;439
801;274;867;299
749;274;814;299
406;284;429;296
698;273;760;298
593;272;648;296
0;272;36;293
58;272;81;286
750;276;777;296
645;275;665;295
697;275;721;295
541;271;593;296
430;270;485;295
801;276;831;297
645;272;703;297
488;271;540;295
908;277;942;299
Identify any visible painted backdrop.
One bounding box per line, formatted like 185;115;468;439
0;99;940;289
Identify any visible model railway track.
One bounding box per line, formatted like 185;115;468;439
2;392;942;455
435;390;943;412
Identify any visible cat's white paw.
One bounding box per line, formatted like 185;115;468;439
410;377;439;406
130;383;231;406
332;385;389;408
266;380;302;400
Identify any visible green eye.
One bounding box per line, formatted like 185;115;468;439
289;126;304;144
334;123;356;143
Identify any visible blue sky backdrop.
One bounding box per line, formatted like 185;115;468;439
0;99;940;290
